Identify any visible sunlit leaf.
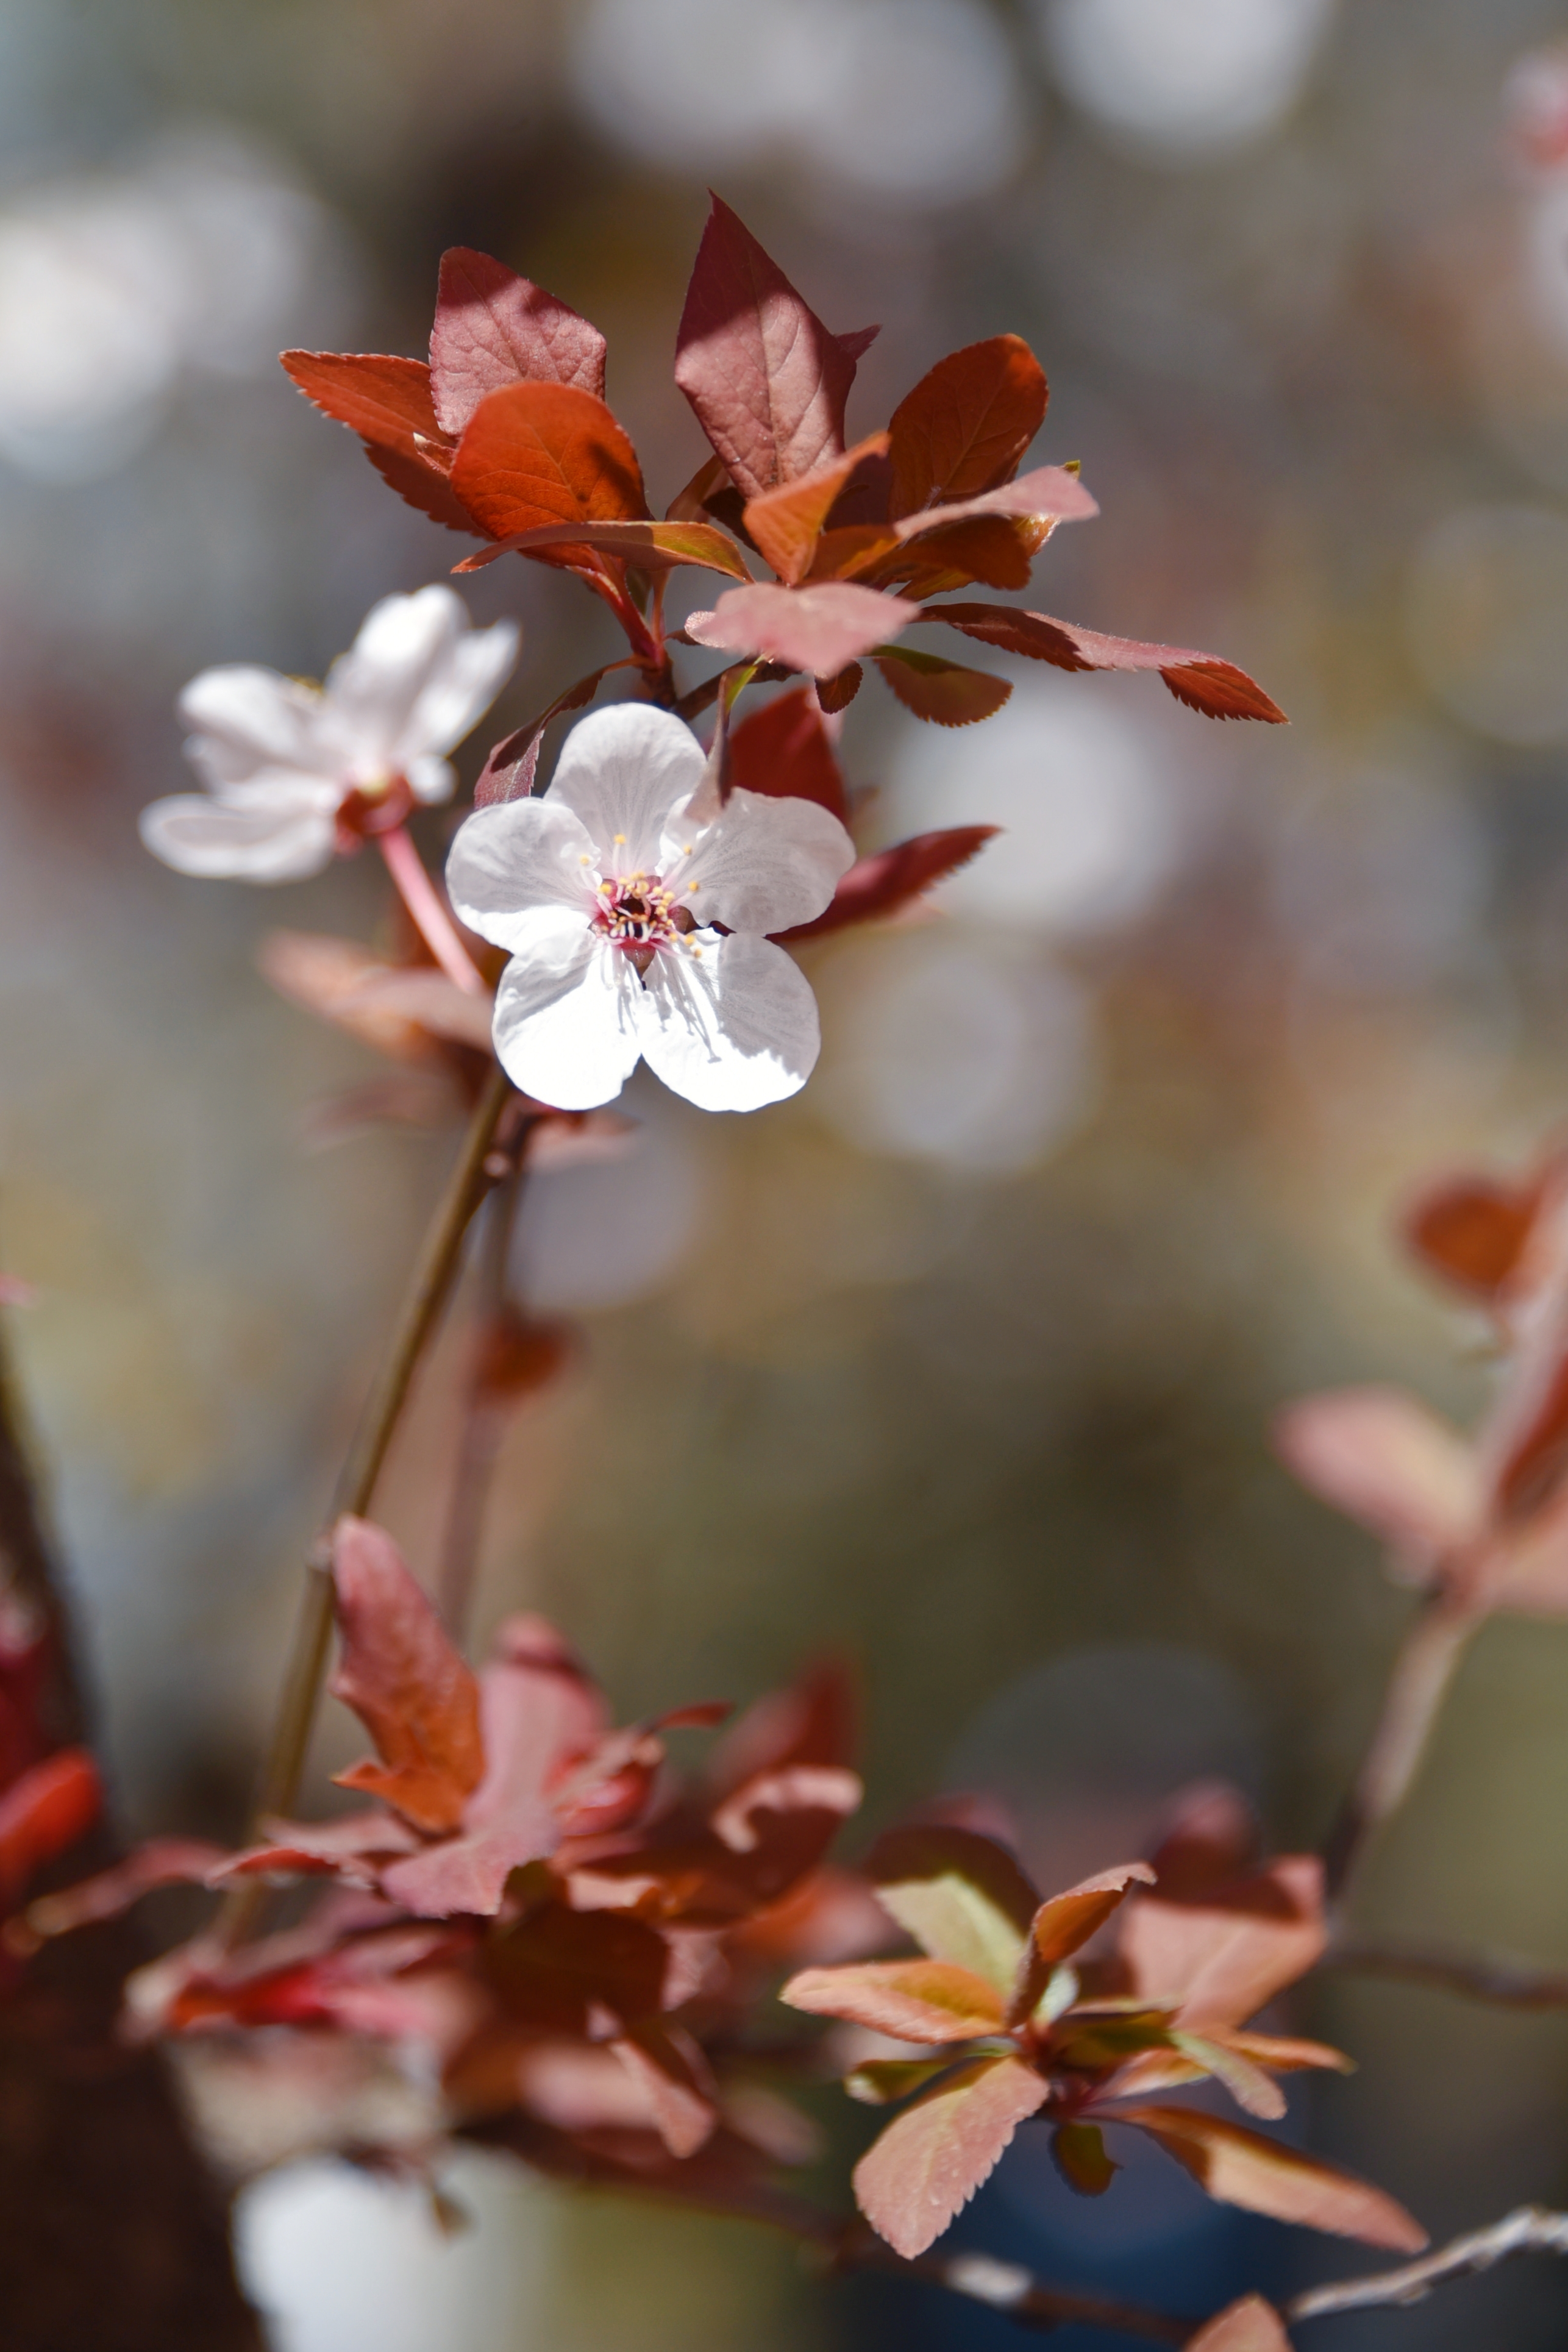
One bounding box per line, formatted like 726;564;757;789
449;382;649;558
280;351;474;533
0;1748;99;1905
864;1823;1037;1994
780;1956;1005;2042
887;334;1049;518
871;646;1012;726
455;518;747;579
1121;2105;1427;2249
1187;2296;1294;2351
855;2055;1047;2257
844;2056;958;2106
927;604;1288;722
743;432;890;583
684;581;920;676
729;686;850;821
430;246;607;432
329;1516;484;1834
1119;1855;1327;2033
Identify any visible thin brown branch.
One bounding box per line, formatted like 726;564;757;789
835;2231;1193;2342
436;1142;532;1637
1327;1935;1568;2009
219;1064;511;1942
1286;2204;1568;2323
1322;1591;1479;1900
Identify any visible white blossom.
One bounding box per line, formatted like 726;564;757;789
446;703;856;1113
140;585;518;883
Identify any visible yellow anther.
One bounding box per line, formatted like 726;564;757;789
613;832;626;845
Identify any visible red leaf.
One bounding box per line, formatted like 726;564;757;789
0;1748;99;1903
685;581;919;677
1033;1861;1157;1969
817;662;863;713
781;1956;1006;2042
1147;1781;1260;1900
1272;1388;1481;1563
871;647;1012;726
1120;2106;1427;2250
280;351;475;533
888;335;1049;519
17;1836;226;1945
1405;1169;1550;1302
329;1516;484;1834
1187;2297;1294;2351
1119;1856;1327;2032
728;687;850;822
449;383;649;557
775;825;998;945
611;2020;719;2159
430;247;607;434
674;196;873;499
457;519;747;580
744;432;891;584
483;1899;669;2034
853;2054;1047;2257
928;604;1288;722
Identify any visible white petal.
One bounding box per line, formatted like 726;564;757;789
138;793;338;883
547;704;705;874
405;754;457;805
446;799;598;953
637;932;820;1112
668;788;855;934
178;666;330;791
493;933;645;1110
394;618;519;764
323;586;469;774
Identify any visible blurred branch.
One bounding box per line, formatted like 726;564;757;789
1328;1936;1568;2009
437;1138;532;1637
1322;1592;1479;1900
1287;2206;1568;2323
833;2231;1192;2342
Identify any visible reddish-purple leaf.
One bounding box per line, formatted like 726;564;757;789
1119;1856;1327;2032
781;1956;1006;2042
1187;2297;1294;2351
928;604;1288;722
675;196;872;499
483;1898;669;2034
1033;1861;1157;1970
854;2054;1048;2257
280;351;475;533
685;581;919;676
1272;1388;1481;1562
1121;2106;1427;2250
744;432;890;584
729;687;850;821
0;1747;99;1905
456;518;748;579
449;383;649;555
888;335;1049;519
776;825;998;946
430;246;607;433
329;1516;484;1834
871;647;1012;726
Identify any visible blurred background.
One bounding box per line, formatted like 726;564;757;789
6;0;1568;2343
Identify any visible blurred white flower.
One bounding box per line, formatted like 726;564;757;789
1039;0;1335;160
570;0;1025;207
446;705;855;1114
140;587;518;885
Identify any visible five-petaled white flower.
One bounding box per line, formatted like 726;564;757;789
446;704;856;1114
140;586;518;884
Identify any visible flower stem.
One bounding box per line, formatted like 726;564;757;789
436;1153;530;1639
217;1063;512;1943
378;825;488;996
1322;1590;1480;1902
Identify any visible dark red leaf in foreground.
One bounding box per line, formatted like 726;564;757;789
329;1516;484;1834
685;581;919;676
928;604;1288;722
1120;2106;1427;2249
853;2053;1047;2257
0;1747;99;1904
449;382;649;552
1404;1171;1547;1302
280;351;475;533
776;825;998;945
430;247;608;433
871;647;1011;727
675;196;875;499
887;334;1049;519
728;687;850;822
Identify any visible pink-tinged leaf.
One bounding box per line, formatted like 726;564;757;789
383;1614;608;1918
744;432;891;584
729;686;850;822
927;604;1288;723
872;646;1012;726
474;666;622;808
0;1747;99;1903
1485;1319;1568;1525
776;825;999;946
894;464;1097;543
866;1823;1038;1993
16;1836;226;1946
611;2020;718;2158
329;1516;484;1834
674;196;871;497
704;1655;857;1793
854;2054;1048;2258
1495;1477;1568;1614
1186;2296;1294;2352
430;246;607;433
280;351;475;533
1119;1855;1327;2032
449;383;649;557
781;1956;1007;2042
455;518;748;579
1119;2107;1427;2250
327;969;495;1057
1033;1861;1158;1970
258;932;452;1069
1272;1388;1481;1563
685;581;919;677
1148;1781;1260;1900
710;1764;861;1853
888;335;1050;519
208;1808;422;1886
1053;2120;1118;2196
